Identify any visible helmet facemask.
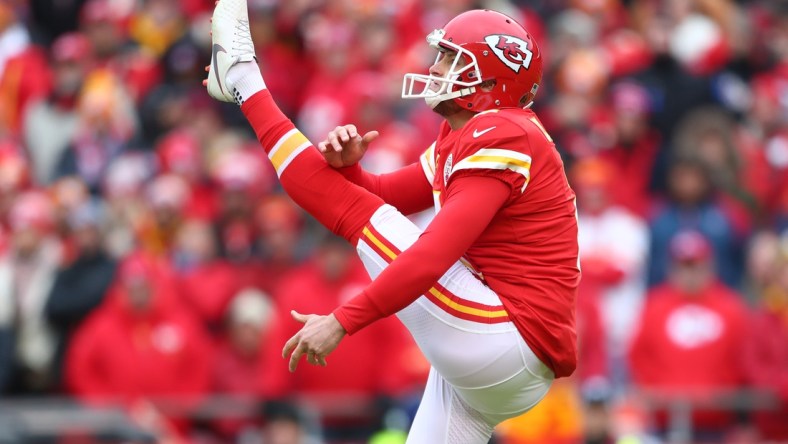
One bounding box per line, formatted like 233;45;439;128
402;29;483;109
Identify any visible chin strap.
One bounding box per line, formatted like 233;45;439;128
425;86;477;109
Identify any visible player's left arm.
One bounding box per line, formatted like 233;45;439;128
282;175;509;371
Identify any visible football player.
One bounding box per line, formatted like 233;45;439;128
205;1;580;442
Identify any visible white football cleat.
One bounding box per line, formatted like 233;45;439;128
207;0;257;103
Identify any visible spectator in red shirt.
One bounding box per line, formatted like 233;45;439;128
742;231;788;441
155;130;218;221
172;218;240;332
597;81;661;218
211;147;273;264
65;251;212;405
209;288;290;439
251;193;306;295
211;288;281;396
629;230;749;437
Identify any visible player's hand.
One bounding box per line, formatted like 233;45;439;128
282;310;346;372
317;124;379;168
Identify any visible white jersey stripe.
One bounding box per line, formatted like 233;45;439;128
470;148;532;165
420;142;437;184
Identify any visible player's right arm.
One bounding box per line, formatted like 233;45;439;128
317;124;433;215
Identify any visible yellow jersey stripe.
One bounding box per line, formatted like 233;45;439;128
270;131;310;171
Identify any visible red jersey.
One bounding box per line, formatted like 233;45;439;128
421;109;580;377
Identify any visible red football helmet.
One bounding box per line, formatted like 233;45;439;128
402;9;543;111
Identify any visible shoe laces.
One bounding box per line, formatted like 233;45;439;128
233;19;255;57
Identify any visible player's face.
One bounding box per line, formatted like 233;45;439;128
429;49;467;117
429;49;465;88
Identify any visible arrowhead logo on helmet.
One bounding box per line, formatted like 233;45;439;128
485;35;533;73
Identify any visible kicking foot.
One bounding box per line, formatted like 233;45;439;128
206;0;258;104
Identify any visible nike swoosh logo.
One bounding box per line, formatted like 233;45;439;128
473;126;496;138
212;43;227;94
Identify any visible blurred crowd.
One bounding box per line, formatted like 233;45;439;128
0;0;786;443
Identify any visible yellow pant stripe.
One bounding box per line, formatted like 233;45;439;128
362;226;508;319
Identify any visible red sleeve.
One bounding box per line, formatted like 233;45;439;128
338;162;433;215
333;175;510;334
